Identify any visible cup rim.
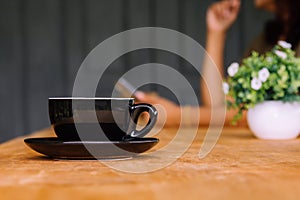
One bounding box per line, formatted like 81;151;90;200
49;97;134;100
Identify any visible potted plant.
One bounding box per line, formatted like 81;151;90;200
223;41;300;139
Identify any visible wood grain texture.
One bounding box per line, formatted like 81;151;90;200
1;127;300;200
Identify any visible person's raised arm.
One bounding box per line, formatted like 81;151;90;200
201;0;240;107
135;0;242;127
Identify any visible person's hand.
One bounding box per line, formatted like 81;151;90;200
135;92;181;127
206;0;241;34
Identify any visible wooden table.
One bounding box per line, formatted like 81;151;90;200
1;127;300;200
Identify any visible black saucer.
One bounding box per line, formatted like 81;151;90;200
24;137;159;159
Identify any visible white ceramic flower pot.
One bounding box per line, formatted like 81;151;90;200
247;101;300;140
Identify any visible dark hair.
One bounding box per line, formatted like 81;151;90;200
264;0;300;49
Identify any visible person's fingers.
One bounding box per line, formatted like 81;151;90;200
214;3;226;21
212;1;233;21
135;92;160;105
134;91;146;101
216;4;224;19
219;0;240;22
223;8;231;18
230;0;241;7
230;0;241;13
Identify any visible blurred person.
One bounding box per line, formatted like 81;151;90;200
136;0;300;127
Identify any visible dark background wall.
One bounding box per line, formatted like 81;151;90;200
0;0;272;143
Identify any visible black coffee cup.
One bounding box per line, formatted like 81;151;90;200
48;97;158;141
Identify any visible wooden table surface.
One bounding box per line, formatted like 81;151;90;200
1;126;300;200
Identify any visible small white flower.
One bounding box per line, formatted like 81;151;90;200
227;62;239;77
275;50;287;59
258;68;270;82
266;57;273;63
223;82;229;94
278;40;292;49
251;78;262;90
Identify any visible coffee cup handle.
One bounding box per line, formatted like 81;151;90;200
128;103;158;138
